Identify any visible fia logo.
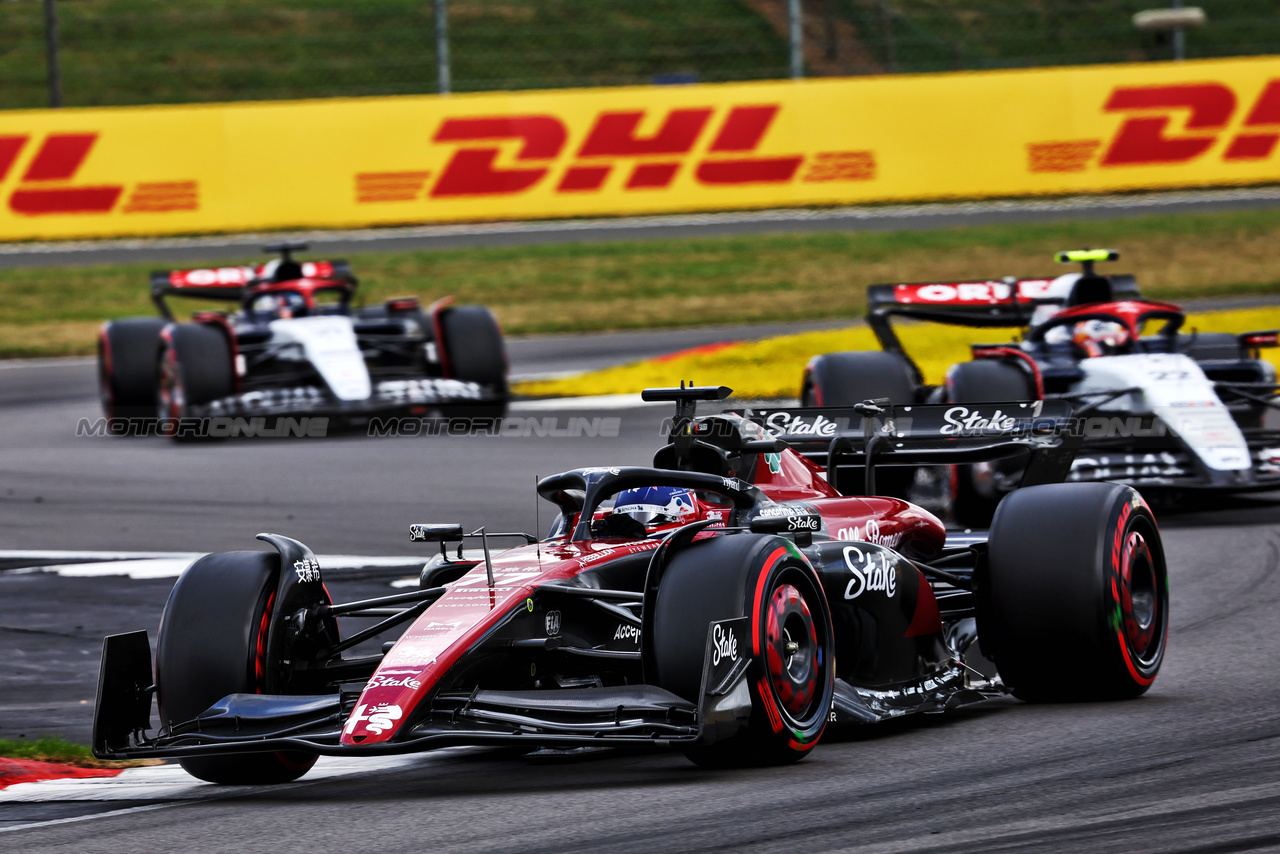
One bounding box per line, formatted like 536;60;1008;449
545;610;562;636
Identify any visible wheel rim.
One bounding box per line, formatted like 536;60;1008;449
764;582;820;717
1119;529;1159;660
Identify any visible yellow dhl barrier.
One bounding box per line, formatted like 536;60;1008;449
3;55;1280;241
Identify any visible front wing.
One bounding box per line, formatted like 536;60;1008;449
189;378;505;420
92;619;751;761
1066;425;1280;491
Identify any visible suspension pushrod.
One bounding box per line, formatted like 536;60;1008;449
324;600;431;657
323;586;446;617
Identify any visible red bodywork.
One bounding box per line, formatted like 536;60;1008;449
342;446;945;745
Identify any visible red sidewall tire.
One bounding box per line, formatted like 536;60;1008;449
650;535;834;767
981;483;1169;701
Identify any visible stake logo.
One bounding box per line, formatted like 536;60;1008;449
356;104;876;203
1029;79;1280;173
0;132;198;217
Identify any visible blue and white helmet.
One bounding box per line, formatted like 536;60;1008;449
611;486;698;527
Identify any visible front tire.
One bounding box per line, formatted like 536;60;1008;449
979;482;1168;701
98;318;167;427
156;551;318;784
157;324;235;438
649;534;834;767
439;305;508;421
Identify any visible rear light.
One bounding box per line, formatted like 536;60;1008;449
1241;330;1279;348
387;297;420;312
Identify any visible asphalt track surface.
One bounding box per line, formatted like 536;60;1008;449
3;349;1280;850
4;186;1280;268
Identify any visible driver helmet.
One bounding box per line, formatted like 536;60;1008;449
1071;319;1130;358
611;486;698;528
252;291;307;319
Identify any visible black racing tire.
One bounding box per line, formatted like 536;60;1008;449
157;323;235;439
979;482;1168;702
649;534;834;767
802;351;917;496
945;360;1037;529
156;550;318;785
440;305;508;420
801;350;915;408
98;317;167;426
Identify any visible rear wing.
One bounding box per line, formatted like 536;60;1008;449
149;260;355;317
744;400;1079;496
867;274;1140;328
866;274;1139;386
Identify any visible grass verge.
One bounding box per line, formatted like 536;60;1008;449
3;207;1280;359
513;307;1280;400
0;736;155;769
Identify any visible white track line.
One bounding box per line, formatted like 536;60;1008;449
0;551;424;579
0;753;444;833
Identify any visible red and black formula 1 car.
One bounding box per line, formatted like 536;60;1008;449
801;249;1280;524
93;385;1167;782
97;243;507;435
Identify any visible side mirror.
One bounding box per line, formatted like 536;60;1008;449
749;506;820;546
741;439;786;454
409;523;464;543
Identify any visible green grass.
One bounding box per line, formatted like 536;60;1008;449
4;207;1280;358
0;0;786;109
832;1;1280;73
2;1;1278;110
0;736;100;766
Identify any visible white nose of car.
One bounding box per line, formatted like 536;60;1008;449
269;315;372;401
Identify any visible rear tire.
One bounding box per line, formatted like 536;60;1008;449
157;324;235;439
801;350;915;408
802;351;916;496
440;305;508;422
156;551;318;784
649;534;834;767
98;318;166;427
945;360;1037;528
979;482;1168;701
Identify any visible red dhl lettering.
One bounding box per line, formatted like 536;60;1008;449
1031;78;1280;173
411;104;859;201
4;133;123;215
0;132;198;217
